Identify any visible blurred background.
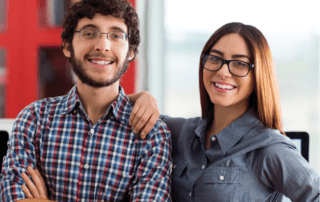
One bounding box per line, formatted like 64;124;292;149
0;0;319;179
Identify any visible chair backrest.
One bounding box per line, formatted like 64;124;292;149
285;131;309;162
0;130;9;173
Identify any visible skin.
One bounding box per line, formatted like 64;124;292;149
203;33;255;149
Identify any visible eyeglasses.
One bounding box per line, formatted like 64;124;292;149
202;54;254;77
74;29;130;44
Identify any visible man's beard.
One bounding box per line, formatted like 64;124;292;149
68;46;130;88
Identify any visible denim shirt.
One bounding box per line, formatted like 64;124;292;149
161;108;319;202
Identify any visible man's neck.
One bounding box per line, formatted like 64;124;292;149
76;80;120;124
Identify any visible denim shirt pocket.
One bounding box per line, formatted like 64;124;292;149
203;167;241;201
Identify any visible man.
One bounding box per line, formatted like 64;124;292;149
0;0;172;201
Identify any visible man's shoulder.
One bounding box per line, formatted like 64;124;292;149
17;93;71;118
145;118;171;142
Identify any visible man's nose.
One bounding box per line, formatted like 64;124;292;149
95;34;111;52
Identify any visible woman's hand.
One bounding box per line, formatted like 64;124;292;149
128;91;159;139
21;166;49;199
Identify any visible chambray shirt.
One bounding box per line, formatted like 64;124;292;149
161;108;319;202
0;85;172;202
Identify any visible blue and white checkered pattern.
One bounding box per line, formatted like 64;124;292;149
0;85;172;202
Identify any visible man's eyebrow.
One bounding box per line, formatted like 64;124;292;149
79;24;99;30
109;26;127;33
78;24;127;33
210;49;250;60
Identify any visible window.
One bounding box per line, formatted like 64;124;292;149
0;0;6;32
139;0;320;176
39;48;75;99
0;49;6;117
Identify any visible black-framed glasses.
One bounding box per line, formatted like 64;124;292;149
75;29;130;44
202;54;254;77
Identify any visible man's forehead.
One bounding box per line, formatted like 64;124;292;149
76;14;127;32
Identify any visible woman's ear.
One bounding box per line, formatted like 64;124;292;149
62;41;71;58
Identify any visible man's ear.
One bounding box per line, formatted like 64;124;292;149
62;41;72;58
128;49;135;61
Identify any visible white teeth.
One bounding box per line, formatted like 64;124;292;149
214;83;235;90
91;60;112;65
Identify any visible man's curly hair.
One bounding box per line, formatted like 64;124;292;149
61;0;140;61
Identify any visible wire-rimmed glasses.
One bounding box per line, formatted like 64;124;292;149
74;29;130;44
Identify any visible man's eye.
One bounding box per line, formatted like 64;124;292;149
82;30;97;37
111;33;124;40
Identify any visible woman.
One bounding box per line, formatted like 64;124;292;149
133;22;319;201
21;23;320;201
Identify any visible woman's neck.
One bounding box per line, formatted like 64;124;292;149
206;103;250;150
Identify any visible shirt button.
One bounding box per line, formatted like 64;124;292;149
220;175;224;180
202;165;205;169
72;109;76;114
189;192;192;197
90;129;94;134
84;164;89;169
211;136;216;141
173;165;176;169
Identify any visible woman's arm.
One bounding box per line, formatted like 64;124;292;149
247;142;319;201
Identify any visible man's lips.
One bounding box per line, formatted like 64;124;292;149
213;81;236;90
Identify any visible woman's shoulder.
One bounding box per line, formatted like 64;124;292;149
160;115;202;131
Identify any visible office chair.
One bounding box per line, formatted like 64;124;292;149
0;130;9;173
285;131;309;162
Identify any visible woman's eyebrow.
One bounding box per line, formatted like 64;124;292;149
233;54;250;60
210;49;250;60
210;49;223;56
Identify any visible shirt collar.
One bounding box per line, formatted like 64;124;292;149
58;85;78;114
195;107;260;155
60;85;132;125
216;107;260;155
110;86;133;125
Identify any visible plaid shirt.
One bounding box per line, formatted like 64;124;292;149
0;85;172;202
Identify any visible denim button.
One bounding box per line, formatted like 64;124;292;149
189;192;192;196
220;175;224;180
202;165;205;169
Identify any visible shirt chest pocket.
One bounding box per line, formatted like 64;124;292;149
204;167;240;184
204;167;241;201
